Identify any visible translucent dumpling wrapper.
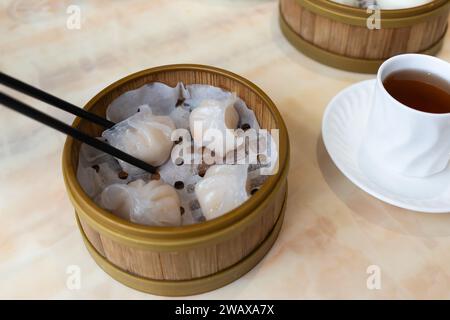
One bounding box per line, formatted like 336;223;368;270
106;82;189;123
228;114;279;175
184;84;234;108
169;104;191;130
77;140;139;199
102;105;176;174
189;98;242;159
158;140;205;225
195;164;249;220
100;179;182;227
77;159;127;200
185;84;259;130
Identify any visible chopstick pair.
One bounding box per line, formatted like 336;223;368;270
0;72;157;174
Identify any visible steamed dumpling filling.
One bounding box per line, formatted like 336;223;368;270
195;165;249;221
190;98;241;158
102;105;175;174
77;82;277;227
101;179;182;227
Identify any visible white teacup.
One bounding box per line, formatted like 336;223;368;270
361;54;450;178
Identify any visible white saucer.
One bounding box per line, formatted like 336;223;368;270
322;80;450;213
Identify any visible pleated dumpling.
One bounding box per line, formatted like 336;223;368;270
189;98;240;158
102;105;176;173
100;179;182;227
195;165;249;220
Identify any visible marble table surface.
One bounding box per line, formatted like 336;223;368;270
1;0;450;299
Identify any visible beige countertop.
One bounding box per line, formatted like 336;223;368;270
1;0;450;299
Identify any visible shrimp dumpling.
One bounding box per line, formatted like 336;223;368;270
100;179;182;226
189;98;240;158
102;105;176;173
195;165;249;220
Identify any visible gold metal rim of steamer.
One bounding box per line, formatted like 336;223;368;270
297;0;450;28
62;64;290;250
77;193;287;297
279;9;448;74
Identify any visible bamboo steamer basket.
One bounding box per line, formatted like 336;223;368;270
62;64;290;296
280;0;450;73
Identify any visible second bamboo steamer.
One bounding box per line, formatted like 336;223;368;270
280;0;450;73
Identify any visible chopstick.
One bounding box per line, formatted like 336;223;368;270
0;92;157;174
0;72;115;129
